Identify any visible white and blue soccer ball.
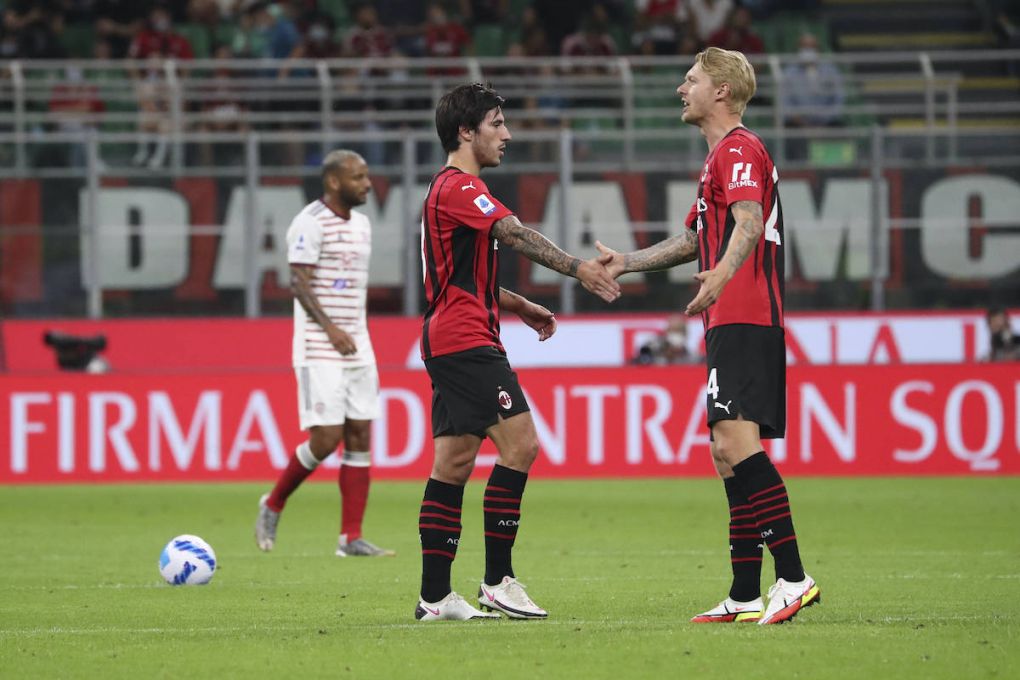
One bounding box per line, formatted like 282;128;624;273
159;534;217;586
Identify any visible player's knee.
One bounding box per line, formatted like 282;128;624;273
507;437;539;468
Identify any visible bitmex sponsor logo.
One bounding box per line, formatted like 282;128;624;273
729;162;758;190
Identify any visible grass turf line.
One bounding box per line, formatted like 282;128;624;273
1;478;1018;679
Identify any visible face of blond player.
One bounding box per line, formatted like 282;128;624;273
469;106;511;168
676;61;723;127
329;155;372;208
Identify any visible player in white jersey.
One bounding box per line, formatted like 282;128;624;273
255;150;394;558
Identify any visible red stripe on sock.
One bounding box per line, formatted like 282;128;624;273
748;482;785;501
422;500;462;514
729;533;760;540
484;531;516;540
730;523;758;530
731;513;756;521
418;523;462;532
482;507;520;515
482;496;521;504
755;501;790;515
731;557;764;563
758;511;792;523
422;549;456;560
485;486;513;493
730;504;753;512
419;511;461;523
751;492;788;508
768;534;798;549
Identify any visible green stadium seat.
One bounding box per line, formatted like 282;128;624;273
178;23;212;59
318;0;351;28
472;24;506;57
61;25;96;58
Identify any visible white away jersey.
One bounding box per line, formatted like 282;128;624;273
286;200;375;367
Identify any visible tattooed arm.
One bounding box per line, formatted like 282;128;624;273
290;264;356;354
491;215;620;302
684;200;764;316
594;228;699;278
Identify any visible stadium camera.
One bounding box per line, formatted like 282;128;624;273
43;331;110;372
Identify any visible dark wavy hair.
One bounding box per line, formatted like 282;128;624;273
435;83;506;153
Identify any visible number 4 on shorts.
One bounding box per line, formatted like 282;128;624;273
706;368;719;400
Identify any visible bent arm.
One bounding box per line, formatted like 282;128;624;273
490;215;581;277
498;287;527;313
717;200;764;278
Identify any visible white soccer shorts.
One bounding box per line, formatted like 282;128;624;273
295;363;380;430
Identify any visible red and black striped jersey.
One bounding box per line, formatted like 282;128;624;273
685;127;785;331
420;166;513;360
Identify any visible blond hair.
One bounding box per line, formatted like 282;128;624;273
695;47;756;115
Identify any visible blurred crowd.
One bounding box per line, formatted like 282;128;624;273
0;0;828;63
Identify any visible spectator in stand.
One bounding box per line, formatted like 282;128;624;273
423;2;471;62
632;314;701;365
516;5;552;57
632;0;690;55
94;0;148;59
128;4;195;61
707;6;764;55
458;0;508;27
251;1;300;60
781;33;845;160
686;0;733;44
193;43;249;167
560;11;617;59
415;2;470;78
343;3;394;59
375;0;428;56
782;33;845;127
986;307;1020;362
2;0;66;59
49;64;106;169
128;4;194;169
282;13;342;72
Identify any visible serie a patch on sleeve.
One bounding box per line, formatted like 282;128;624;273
473;194;497;215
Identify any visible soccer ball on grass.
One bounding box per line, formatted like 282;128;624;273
159;534;217;585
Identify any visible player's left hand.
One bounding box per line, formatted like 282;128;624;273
685;266;730;316
518;302;557;341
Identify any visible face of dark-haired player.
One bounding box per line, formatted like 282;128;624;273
469;106;511;168
330;156;372;208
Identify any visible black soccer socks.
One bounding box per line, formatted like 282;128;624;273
483;465;528;587
419;478;465;603
732;452;806;583
724;475;764;601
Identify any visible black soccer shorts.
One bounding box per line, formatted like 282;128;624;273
703;323;786;439
424;346;530;438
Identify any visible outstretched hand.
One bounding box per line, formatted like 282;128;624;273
594;240;626;279
517;301;558;341
685;266;730;316
576;258;621;303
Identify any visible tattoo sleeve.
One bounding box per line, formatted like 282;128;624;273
491;215;581;277
290;264;335;332
622;229;699;273
718;200;764;276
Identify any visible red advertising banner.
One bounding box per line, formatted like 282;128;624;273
2;364;1017;483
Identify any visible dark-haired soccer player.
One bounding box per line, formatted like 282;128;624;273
597;48;820;625
255;150;394;559
414;83;620;621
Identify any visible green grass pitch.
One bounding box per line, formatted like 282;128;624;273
2;478;1018;679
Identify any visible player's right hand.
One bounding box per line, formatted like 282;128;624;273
594;240;626;279
577;259;621;303
328;327;357;355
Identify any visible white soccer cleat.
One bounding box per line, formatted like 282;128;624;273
415;591;501;621
690;597;763;623
255;493;280;552
336;535;396;557
759;574;821;625
478;576;548;619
